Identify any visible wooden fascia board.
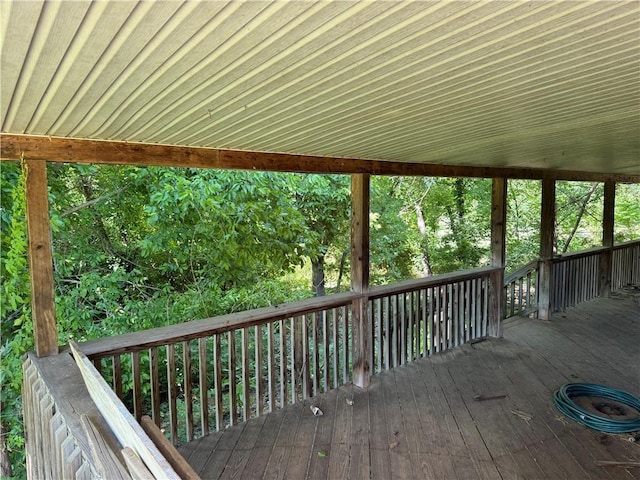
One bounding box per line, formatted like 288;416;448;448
1;134;639;183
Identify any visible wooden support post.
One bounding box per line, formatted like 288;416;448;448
599;181;615;297
488;178;506;337
538;177;555;321
25;159;58;356
351;174;370;389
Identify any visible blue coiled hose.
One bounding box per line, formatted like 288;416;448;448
553;383;640;434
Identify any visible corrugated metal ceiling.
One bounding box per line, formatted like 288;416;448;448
1;0;639;174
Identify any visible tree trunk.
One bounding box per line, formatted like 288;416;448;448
0;422;12;478
414;203;432;276
561;183;599;254
335;249;349;293
311;256;326;297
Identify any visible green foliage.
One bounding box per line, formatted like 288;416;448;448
1;162;32;479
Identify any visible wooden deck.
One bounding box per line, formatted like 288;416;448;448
178;291;640;480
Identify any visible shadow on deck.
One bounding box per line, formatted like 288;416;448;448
178;290;640;479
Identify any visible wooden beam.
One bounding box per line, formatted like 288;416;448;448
2;134;639;183
598;181;616;297
25;159;58;356
538;177;556;321
488;178;507;337
351;174;370;389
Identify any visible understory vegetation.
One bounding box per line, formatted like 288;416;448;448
1;162;638;478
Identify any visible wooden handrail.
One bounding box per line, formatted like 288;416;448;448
80;292;359;359
612;239;640;250
504;260;538;285
368;266;501;299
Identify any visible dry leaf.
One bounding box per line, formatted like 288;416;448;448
389;441;399;450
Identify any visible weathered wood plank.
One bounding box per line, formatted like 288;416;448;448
81;292;359;359
81;414;130;480
24;159;58;356
4;134;640;183
351;173;370;389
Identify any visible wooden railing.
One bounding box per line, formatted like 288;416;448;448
80;293;357;446
79;267;501;447
551;246;604;311
612;240;640;290
503;239;640;317
368;267;498;374
504;260;539;318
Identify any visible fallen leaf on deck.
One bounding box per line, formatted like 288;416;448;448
346;399;354;406
311;405;323;416
389;441;399;450
317;450;328;457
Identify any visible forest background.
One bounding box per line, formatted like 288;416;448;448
1;161;639;478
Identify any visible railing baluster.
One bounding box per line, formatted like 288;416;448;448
112;355;122;400
384;296;390;370
147;347;159;427
183;340;194;442
132;351;142;423
279;319;287;407
214;334;223;431
255;324;263;417
312;312;319;397
167;343;178;445
422;288;428;357
342;306;349;385
241;328;250;422
198;337;209;436
332;308;339;389
228;331;237;426
322;310;329;393
267;322;275;412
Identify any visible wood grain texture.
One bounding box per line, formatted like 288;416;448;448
24;159;58;356
81;414;131;480
3;134;640;183
80;292;359;358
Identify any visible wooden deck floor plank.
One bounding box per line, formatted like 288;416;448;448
179;431;223;475
380;369;416;480
431;349;506;480
282;446;311;479
348;444;371;480
198;422;246;479
410;359;465;479
261;446;290;480
326;386;352;479
392;365;441;479
218;415;267;479
369;447;392;480
434;346;549;479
